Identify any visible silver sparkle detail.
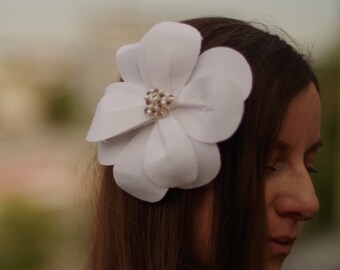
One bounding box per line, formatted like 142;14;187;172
144;88;174;117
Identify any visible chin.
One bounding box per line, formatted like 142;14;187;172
266;254;287;270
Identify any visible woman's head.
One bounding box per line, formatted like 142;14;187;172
182;17;321;270
264;82;321;269
87;17;321;270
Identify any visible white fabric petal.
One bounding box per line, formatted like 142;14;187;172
98;128;141;165
116;44;145;87
114;125;168;202
173;75;244;143
137;22;201;96
87;22;255;202
104;82;145;96
87;83;153;142
144;115;198;188
188;47;252;100
180;141;220;189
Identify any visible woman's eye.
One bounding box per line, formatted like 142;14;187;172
265;165;277;172
306;167;319;174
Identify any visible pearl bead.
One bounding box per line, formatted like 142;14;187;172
144;88;174;117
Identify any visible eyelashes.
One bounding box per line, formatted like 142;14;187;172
265;165;278;172
264;164;319;174
306;167;319;174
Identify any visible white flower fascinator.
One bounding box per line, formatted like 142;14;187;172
87;22;252;202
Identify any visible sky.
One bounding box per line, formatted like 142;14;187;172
0;0;339;58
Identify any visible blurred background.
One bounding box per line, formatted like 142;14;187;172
0;0;339;269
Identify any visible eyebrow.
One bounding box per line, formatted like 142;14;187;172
306;138;324;153
270;138;324;153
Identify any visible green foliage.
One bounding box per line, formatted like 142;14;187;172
44;83;79;126
46;86;75;125
0;197;60;270
0;195;89;270
310;46;340;230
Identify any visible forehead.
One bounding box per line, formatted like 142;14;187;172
278;83;321;149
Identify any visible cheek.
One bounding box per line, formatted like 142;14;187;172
263;171;290;227
264;165;296;209
264;177;277;227
264;172;282;209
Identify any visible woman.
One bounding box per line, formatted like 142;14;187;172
86;17;322;270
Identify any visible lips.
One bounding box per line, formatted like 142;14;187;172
269;236;297;255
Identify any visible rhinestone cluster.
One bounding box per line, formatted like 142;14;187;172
144;88;174;117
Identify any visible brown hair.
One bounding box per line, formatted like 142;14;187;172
87;17;319;270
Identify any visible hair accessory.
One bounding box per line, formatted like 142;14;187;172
87;22;252;202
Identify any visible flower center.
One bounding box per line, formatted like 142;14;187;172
144;88;174;117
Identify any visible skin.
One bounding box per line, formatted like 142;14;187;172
265;83;321;270
194;83;321;269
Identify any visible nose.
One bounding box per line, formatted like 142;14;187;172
274;170;320;221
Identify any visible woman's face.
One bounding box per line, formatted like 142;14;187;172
193;83;321;269
265;83;321;270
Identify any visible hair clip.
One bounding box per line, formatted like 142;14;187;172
87;22;252;202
